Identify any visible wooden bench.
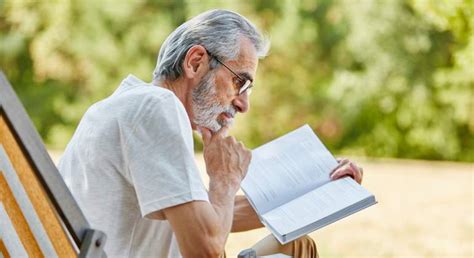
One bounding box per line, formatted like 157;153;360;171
0;71;106;258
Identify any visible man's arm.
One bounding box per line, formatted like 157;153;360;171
231;195;263;232
151;125;251;258
160;186;236;257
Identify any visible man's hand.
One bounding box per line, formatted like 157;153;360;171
161;127;251;258
200;125;252;192
330;158;364;184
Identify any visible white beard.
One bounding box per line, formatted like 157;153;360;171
192;72;236;132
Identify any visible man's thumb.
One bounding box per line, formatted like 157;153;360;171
216;125;229;138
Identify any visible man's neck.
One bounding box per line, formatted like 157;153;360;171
160;79;188;102
153;78;195;127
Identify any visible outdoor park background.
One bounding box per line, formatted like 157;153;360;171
1;0;472;257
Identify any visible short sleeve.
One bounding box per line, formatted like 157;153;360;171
123;93;209;218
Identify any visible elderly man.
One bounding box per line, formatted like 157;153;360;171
59;9;363;258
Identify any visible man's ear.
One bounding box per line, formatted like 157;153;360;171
182;45;209;80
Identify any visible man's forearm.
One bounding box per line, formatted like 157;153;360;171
163;179;239;258
190;124;252;256
207;178;240;248
231;195;264;232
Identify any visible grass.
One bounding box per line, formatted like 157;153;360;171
221;158;474;258
49;152;473;258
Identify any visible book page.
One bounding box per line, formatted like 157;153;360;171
261;177;373;236
241;125;339;214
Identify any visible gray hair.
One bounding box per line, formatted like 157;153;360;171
153;9;270;82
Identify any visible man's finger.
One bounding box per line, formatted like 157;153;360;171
330;160;349;176
330;167;355;180
331;165;362;184
349;162;363;184
330;167;346;180
336;158;349;163
199;126;212;145
214;125;229;139
330;166;343;179
332;158;349;171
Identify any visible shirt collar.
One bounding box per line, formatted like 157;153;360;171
114;74;151;94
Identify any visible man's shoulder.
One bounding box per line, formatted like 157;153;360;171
101;82;181;117
118;83;176;103
113;84;188;126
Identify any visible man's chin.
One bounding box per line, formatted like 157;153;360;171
218;118;234;129
194;121;221;133
193;115;234;133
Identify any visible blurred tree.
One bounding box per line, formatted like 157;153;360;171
237;0;473;161
0;0;472;161
1;0;187;147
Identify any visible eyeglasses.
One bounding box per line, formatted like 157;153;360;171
206;50;253;95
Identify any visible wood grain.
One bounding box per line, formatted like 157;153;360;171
0;114;76;257
0;238;12;258
0;173;42;257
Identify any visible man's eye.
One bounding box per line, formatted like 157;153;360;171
234;77;245;88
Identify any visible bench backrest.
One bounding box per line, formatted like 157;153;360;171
0;71;106;258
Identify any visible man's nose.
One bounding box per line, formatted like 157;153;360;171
232;93;250;113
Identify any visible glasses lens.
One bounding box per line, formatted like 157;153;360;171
246;87;252;95
239;80;252;95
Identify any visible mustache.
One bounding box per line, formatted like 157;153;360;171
223;106;237;118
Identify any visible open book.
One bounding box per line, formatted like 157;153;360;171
241;125;377;244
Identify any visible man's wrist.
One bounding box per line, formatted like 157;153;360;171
208;171;241;189
208;177;240;205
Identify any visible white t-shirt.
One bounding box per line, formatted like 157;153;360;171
58;75;209;258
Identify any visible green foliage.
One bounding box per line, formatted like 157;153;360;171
1;0;472;161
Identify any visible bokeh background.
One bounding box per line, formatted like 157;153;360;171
1;0;473;257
